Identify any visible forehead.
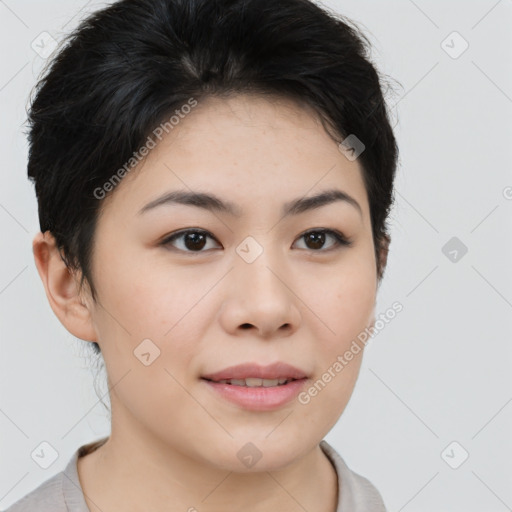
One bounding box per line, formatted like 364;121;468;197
99;93;369;222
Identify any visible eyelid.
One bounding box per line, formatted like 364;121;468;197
296;228;353;250
160;228;221;251
160;227;353;252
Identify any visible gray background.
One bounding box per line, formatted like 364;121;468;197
1;1;511;510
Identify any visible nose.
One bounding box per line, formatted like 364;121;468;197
218;247;302;340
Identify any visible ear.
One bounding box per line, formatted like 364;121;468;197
377;233;391;282
369;233;391;328
32;231;97;342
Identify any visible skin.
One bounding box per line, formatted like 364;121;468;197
33;93;389;512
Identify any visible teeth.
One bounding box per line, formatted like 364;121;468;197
229;379;246;386
216;378;292;387
246;378;264;387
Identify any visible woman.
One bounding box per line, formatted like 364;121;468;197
6;0;398;510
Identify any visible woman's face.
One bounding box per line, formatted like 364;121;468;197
84;93;380;471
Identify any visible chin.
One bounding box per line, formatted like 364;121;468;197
201;434;313;473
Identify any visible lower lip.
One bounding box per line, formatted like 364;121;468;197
201;378;308;411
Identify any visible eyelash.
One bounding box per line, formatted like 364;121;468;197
160;228;353;254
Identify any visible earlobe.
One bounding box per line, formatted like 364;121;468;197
32;231;98;342
377;233;391;280
368;305;376;331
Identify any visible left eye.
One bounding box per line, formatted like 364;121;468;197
294;229;352;251
161;228;352;253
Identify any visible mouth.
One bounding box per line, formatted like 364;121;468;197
201;361;309;382
201;377;301;387
200;362;309;411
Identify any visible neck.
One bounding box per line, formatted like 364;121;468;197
77;425;338;512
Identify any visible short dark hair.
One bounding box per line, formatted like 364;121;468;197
26;0;399;356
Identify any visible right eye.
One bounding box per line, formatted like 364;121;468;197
160;229;221;253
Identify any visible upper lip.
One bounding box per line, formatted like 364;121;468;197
202;362;309;381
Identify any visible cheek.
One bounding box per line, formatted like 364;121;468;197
315;256;377;350
295;255;375;425
90;251;209;395
105;350;215;454
333;279;376;340
92;261;206;438
94;247;200;338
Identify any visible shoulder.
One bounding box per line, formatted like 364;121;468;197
1;471;66;512
1;437;108;512
320;440;387;512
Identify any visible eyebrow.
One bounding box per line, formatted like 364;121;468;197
137;188;362;218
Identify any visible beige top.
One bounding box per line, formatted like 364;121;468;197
3;437;387;511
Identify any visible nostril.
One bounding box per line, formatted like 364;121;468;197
240;323;252;329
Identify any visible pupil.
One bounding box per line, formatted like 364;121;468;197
306;232;325;250
185;232;206;250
